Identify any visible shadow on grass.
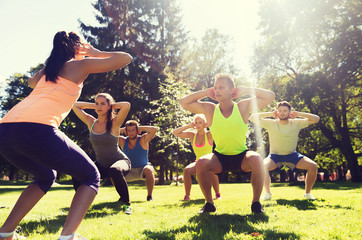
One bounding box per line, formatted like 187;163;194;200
0;186;75;195
276;199;317;210
144;213;299;240
272;181;361;190
181;199;205;206
19;214;67;235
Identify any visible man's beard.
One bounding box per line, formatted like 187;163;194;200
278;116;289;120
129;135;137;140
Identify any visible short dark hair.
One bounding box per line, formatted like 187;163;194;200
277;101;292;110
125;120;139;133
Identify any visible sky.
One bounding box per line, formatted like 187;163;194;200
0;0;260;86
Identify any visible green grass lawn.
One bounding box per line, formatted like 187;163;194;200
0;180;361;240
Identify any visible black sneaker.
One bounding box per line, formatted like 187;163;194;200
251;201;264;213
147;195;153;201
198;202;216;214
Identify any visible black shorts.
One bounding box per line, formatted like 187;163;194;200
214;150;249;173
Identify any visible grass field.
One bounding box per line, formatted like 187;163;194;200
0;180;361;240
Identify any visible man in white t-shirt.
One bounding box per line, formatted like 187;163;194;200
250;101;320;200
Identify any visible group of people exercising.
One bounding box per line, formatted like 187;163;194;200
0;31;320;240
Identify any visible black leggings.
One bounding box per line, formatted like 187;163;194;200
73;159;131;204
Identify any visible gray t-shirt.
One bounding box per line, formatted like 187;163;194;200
261;118;309;155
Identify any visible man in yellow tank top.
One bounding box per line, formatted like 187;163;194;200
180;73;275;214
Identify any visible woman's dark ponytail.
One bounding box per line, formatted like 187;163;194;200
44;31;81;83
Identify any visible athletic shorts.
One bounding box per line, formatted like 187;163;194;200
125;162;154;182
0;122;100;193
269;152;304;170
213;150;249;173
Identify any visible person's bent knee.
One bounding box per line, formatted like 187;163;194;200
195;158;209;172
184;167;193;176
143;167;154;177
34;169;57;194
79;167;100;193
309;161;318;172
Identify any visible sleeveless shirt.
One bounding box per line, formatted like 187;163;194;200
123;136;149;168
192;132;213;160
0;76;82;128
210;103;248;155
89;120;127;168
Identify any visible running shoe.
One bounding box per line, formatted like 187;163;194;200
251;201;264;213
260;192;272;201
198;202;216;214
182;195;190;201
303;193;315;200
1;232;26;240
70;233;88;240
57;233;88;240
123;204;133;215
215;193;221;200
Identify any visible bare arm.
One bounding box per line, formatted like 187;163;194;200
77;44;133;74
290;111;320;125
72;102;96;130
234;86;275;110
118;135;126;149
28;68;45;89
179;88;215;115
112;102;131;128
249;112;276;123
119;127;126;135
139;126;158;143
172;123;195;139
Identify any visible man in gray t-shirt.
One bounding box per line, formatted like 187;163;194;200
250;101;320;200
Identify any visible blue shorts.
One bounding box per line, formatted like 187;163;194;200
0;123;100;194
269;152;304;170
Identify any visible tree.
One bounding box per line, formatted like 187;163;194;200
147;72;193;184
179;28;240;90
253;0;362;181
69;0;189;173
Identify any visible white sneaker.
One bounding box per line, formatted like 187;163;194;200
303;193;315;200
260;192;272;201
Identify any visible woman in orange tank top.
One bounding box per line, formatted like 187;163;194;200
0;31;132;240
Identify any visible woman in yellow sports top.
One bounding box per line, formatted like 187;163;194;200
0;31;132;240
173;114;221;201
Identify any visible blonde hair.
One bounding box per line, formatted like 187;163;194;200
193;114;207;124
214;73;235;88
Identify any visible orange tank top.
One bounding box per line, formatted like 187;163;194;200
0;76;83;128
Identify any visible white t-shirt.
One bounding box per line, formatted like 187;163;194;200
261;118;309;155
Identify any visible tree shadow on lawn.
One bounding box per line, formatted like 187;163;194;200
276;198;354;211
272;181;361;190
143;213;300;240
0;184;74;195
276;199;318;210
18;214;68;235
181;199;205;206
16;201;126;235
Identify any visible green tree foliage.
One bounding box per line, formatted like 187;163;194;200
179;28;240;90
253;0;362;181
71;0;188;157
147;72;193;184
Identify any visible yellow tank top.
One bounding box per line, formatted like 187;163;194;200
0;76;83;128
192;132;213;160
210;103;248;155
